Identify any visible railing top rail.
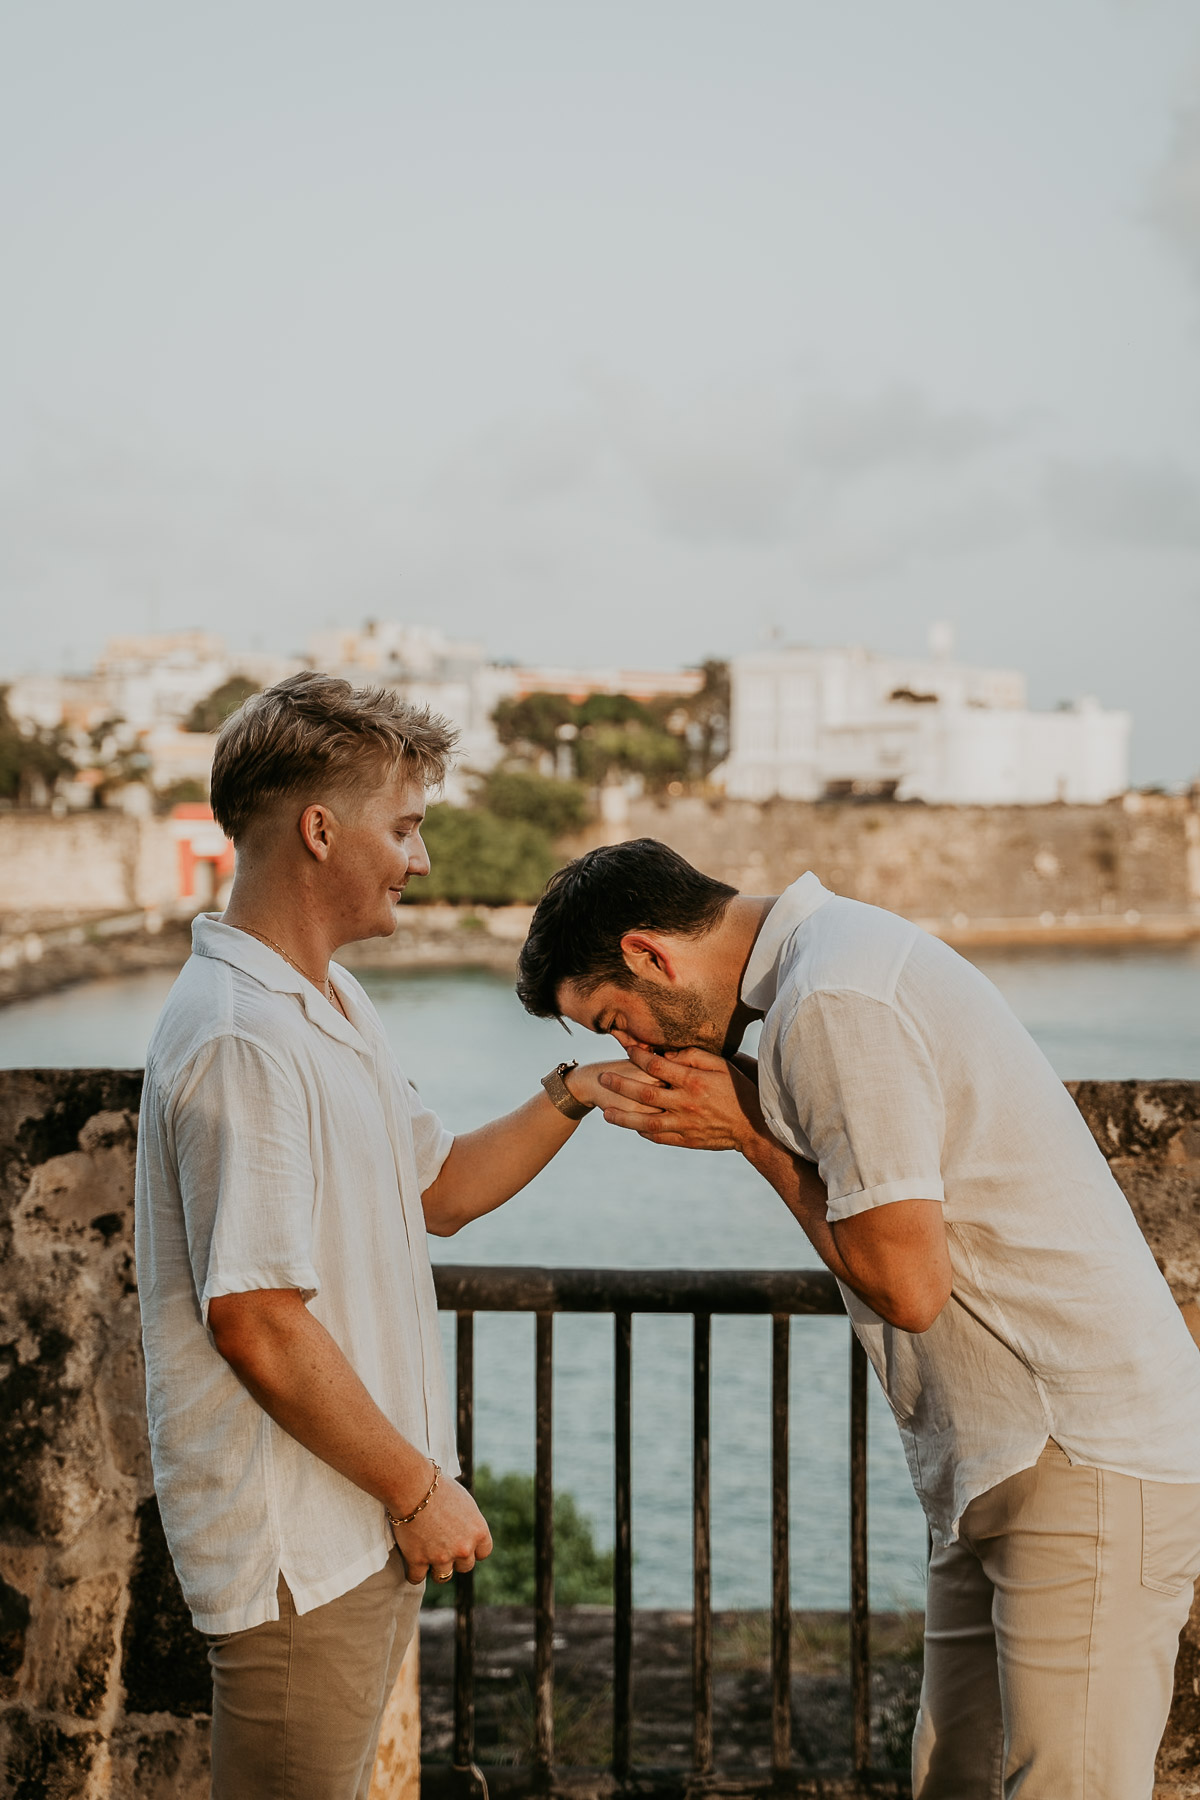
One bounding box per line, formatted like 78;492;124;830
431;1264;845;1316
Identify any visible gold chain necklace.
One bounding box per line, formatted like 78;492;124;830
236;924;344;1014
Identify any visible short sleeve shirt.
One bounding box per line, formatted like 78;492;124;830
135;916;456;1633
743;875;1200;1541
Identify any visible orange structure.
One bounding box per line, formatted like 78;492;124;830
171;803;236;907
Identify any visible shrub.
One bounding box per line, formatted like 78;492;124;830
414;805;557;905
423;1465;614;1608
476;769;589;838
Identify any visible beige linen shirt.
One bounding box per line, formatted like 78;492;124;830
135;916;457;1634
744;874;1200;1542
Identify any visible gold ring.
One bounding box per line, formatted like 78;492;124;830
433;1571;453;1583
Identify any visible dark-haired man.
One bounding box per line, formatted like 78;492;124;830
517;838;1200;1799
135;674;651;1800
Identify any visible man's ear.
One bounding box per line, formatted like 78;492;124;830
619;931;679;986
298;802;336;862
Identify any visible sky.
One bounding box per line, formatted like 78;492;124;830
3;0;1200;784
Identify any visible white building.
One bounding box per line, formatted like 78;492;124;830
719;641;1130;806
310;621;704;795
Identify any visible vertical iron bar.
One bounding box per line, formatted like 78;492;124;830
613;1310;634;1780
850;1330;871;1775
692;1312;713;1777
771;1313;792;1776
534;1311;555;1775
454;1311;476;1771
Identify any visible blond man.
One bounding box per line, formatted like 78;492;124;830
134;673;642;1800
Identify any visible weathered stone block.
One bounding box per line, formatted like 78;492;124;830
107;1720;210;1800
0;1712;104;1799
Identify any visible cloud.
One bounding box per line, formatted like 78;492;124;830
570;377;1019;548
1043;455;1200;548
1146;92;1200;286
794;386;1017;477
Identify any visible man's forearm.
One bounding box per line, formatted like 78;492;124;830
210;1291;435;1516
421;1091;580;1236
740;1127;856;1284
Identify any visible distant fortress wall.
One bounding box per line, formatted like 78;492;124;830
0;814;180;924
566;791;1200;933
0;792;1198;934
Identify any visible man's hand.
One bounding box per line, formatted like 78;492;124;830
391;1472;494;1586
566;1056;667;1113
597;1041;765;1151
421;1060;666;1235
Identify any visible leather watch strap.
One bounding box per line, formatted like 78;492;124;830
541;1059;595;1120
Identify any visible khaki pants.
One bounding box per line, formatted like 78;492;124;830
913;1440;1200;1799
208;1549;423;1800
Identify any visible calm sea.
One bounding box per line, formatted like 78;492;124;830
2;941;1198;1610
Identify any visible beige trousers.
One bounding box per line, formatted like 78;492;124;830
207;1549;423;1800
913;1440;1200;1800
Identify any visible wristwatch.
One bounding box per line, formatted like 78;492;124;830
541;1059;595;1120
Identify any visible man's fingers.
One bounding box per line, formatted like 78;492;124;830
403;1557;430;1585
475;1527;494;1560
599;1072;664;1108
622;1042;684;1084
453;1555;475;1574
602;1105;660;1130
659;1045;727;1070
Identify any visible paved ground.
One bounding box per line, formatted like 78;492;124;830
419;1606;923;1776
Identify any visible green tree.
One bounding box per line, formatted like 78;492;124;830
414;804;557;905
184;675;260;734
0;688;75;806
476;768;589;838
423;1466;614;1608
493;692;577;758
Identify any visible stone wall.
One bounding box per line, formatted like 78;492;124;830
2;793;1199;937
0;1069;417;1800
1;1071;1199;1794
0;816;179;924
568;791;1200;927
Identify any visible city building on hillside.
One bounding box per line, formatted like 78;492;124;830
717;640;1130;805
309;620;705;794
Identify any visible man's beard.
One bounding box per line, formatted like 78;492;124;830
634;978;723;1052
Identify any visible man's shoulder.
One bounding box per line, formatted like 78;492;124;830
776;895;922;1013
146;953;303;1089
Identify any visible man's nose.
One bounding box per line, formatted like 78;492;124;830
408;833;431;878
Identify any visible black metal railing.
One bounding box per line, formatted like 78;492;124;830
428;1265;906;1798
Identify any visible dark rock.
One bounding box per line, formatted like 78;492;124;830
120;1497;211;1719
0;1571;31;1689
0;1713;103;1799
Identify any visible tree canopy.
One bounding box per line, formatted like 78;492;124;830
183;675;260;734
0;689;75;806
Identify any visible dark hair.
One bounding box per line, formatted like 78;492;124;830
516;839;737;1018
209;670;457;842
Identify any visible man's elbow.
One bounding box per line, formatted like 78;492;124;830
421;1186;466;1238
878;1278;951;1335
424;1210;465;1239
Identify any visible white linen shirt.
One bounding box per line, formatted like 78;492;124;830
743;874;1200;1542
135;916;457;1634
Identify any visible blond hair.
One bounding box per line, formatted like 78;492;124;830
209;671;458;842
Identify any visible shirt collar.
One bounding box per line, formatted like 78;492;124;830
741;873;835;1012
192;914;369;1053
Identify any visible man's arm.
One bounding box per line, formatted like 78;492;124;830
420;1059;661;1236
207;1287;492;1582
599;1045;952;1333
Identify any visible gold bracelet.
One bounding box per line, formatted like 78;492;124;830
386;1461;441;1528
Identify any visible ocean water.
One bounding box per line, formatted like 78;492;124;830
1;941;1197;1608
